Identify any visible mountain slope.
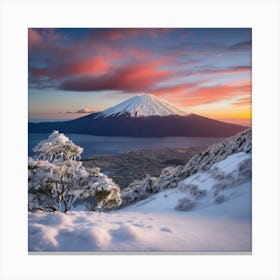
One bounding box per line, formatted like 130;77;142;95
29;94;247;137
96;94;187;118
29;114;246;137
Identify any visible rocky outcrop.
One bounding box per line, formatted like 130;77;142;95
179;128;251;178
121;166;183;207
120;128;251;207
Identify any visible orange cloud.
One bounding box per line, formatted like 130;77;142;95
231;97;252;107
148;79;251;107
180;81;251;106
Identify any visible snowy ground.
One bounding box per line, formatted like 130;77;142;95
28;152;251;252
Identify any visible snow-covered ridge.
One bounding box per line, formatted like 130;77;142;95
121;128;251;207
96;94;188;118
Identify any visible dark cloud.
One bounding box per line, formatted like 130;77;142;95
29;56;109;79
65;108;95;114
228;41;252;51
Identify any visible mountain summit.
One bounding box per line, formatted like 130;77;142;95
97;94;187;118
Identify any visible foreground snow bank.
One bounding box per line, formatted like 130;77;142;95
29;152;251;252
29;198;251;252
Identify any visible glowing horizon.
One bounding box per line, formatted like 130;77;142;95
28;28;252;126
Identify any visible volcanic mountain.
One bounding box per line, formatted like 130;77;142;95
29;94;247;137
95;94;187;118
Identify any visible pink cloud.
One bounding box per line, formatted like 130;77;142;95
30;56;110;78
58;56;109;76
147;79;251;107
60;60;172;92
188;66;251;77
92;28;173;42
151;83;198;96
28;28;42;49
179;81;251;106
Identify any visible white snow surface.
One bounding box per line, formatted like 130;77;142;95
29;152;251;252
96;94;188;118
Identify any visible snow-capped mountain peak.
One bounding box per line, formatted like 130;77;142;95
96;94;188;118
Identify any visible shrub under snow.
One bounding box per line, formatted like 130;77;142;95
28;131;121;213
121;166;183;207
175;197;196;211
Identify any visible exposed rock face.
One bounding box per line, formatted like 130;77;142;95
120;128;251;207
121;166;183;206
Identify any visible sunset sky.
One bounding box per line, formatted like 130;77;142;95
28;28;251;126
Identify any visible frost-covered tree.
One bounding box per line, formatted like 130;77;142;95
28;131;121;213
78;166;122;211
32;130;83;161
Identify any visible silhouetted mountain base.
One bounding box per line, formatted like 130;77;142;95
29;114;246;137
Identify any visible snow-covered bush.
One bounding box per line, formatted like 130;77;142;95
152;166;183;191
214;194;226;204
120;174;158;206
178;183;206;199
211;156;251;192
79;168;122;211
120;166;184;207
28;131;121;213
237;158;252;182
212;180;232;191
175;197;196;211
